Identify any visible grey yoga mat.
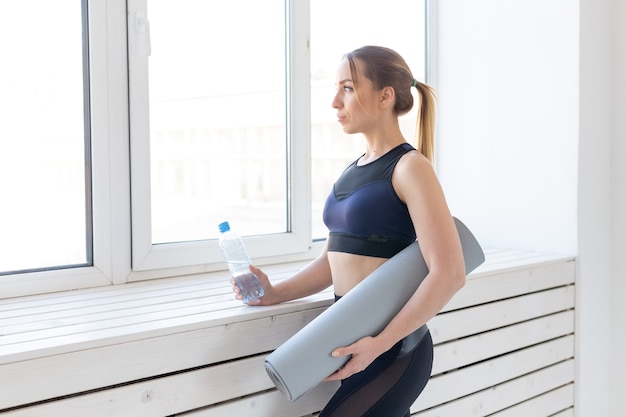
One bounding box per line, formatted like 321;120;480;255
264;217;485;401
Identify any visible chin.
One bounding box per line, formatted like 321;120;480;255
341;125;357;135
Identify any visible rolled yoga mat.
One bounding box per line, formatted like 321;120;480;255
264;217;485;401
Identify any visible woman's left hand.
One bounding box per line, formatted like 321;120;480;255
323;336;383;381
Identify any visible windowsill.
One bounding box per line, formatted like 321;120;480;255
0;248;573;366
0;260;331;365
0;248;576;413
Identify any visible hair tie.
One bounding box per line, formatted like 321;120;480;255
411;79;419;88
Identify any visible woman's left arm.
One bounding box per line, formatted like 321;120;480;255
326;151;465;381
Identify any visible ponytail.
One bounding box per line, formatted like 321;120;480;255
413;80;436;164
343;46;437;164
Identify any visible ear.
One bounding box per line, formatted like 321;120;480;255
379;86;396;108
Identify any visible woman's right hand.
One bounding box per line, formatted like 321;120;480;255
230;264;277;306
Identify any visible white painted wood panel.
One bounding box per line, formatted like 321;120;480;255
0;250;576;416
413;360;574;417
549;408;575;417
0;308;327;409
430;285;574;343
0;295;333;365
432;310;574;374
1;356;273;417
411;336;574;412
181;383;339;417
444;258;575;311
487;384;575;417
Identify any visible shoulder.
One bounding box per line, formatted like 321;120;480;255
392;149;441;202
394;149;435;180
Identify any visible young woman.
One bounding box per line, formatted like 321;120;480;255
232;45;466;417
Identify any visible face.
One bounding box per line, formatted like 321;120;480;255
332;58;381;135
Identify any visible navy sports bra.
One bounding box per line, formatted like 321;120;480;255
322;143;417;258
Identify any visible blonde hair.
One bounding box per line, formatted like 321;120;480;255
344;46;437;163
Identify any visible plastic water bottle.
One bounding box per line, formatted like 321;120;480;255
218;221;264;303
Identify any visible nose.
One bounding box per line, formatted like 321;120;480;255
332;91;342;109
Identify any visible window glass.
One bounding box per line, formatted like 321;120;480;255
147;0;287;244
0;1;89;274
310;0;426;239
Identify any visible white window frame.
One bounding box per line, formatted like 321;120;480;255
0;0;430;298
126;0;314;280
0;0;131;298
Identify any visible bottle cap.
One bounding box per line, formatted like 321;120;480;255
218;221;230;233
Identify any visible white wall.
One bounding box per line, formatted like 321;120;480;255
434;0;579;255
578;0;612;415
435;0;626;416
577;0;626;415
608;0;626;414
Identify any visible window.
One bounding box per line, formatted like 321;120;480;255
1;0;427;297
144;0;288;244
128;0;427;275
0;1;90;275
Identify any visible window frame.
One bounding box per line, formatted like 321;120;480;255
0;0;430;298
126;0;315;279
0;0;131;298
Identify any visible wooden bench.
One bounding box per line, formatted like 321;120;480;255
0;249;575;416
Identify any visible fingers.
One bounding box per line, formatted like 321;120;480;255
323;359;357;381
331;347;347;358
323;347;354;381
249;264;268;283
324;337;378;381
230;266;272;306
229;277;243;300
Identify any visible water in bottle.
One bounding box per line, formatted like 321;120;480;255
218;221;264;303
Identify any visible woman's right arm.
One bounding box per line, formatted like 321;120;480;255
233;241;334;306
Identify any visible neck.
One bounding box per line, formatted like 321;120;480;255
362;127;405;161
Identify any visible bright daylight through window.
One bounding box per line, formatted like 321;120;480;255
0;0;425;289
0;1;90;274
145;0;426;245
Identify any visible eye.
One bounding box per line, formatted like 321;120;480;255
343;85;354;93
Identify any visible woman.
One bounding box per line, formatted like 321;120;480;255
232;45;466;417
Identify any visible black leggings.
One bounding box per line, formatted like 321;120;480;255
319;304;433;417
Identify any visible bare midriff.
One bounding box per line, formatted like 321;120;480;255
327;251;388;297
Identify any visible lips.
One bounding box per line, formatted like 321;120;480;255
337;114;346;123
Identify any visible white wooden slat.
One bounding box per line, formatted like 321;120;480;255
0;260;307;313
0;274;330;334
0;275;227;314
0;355;286;417
3;250;564;344
1;312;574;412
12;266;572;354
412;360;574;417
444;260;575;312
0;291;237;333
430;286;575;343
7;252;566;337
0;307;327;409
0;249;561;316
474;249;541;268
0;252;576;417
548;408;574;417
0;291;333;363
471;251;573;275
0;252;573;356
0;278;233;317
0;275;331;340
432;310;574;375
487;384;574;417
411;335;574;412
179;383;339;417
3;358;572;417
